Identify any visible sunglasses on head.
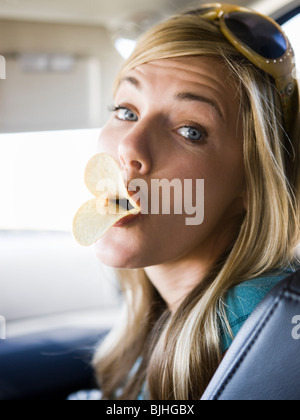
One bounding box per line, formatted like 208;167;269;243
185;3;299;138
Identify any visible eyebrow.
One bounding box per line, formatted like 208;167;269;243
120;76;224;120
120;76;141;90
175;92;224;120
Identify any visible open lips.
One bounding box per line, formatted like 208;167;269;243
73;153;140;246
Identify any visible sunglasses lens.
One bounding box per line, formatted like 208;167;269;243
224;12;287;59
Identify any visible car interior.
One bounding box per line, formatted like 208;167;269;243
0;0;300;401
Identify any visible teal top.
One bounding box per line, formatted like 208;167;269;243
219;267;294;353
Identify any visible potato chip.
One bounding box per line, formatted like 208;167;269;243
73;153;140;246
85;153;126;198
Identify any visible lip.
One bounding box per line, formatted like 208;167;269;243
113;212;142;228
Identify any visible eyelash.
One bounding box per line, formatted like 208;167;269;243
108;105;208;144
108;105;124;113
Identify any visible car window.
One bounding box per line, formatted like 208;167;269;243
0;128;121;337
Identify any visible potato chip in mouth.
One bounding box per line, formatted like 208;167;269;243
73;153;140;246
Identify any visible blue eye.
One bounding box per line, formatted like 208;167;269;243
177;126;206;142
115;107;138;122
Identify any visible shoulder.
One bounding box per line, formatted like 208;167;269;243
225;269;293;322
220;267;295;353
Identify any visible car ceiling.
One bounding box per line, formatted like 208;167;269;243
0;0;283;30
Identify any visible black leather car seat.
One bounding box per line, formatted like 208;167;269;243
201;269;300;400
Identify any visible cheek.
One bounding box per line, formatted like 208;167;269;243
160;147;245;225
202;151;245;220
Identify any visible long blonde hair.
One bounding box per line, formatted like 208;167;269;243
93;13;300;400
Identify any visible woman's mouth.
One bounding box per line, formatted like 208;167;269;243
115;198;136;212
112;194;142;228
113;212;142;228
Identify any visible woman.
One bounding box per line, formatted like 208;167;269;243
91;4;300;400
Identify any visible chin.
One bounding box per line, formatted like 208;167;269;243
94;238;146;269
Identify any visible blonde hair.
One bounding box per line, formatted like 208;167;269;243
93;13;300;399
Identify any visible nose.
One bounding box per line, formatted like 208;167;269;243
118;123;153;178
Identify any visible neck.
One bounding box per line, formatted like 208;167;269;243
145;240;221;312
144;218;242;312
145;261;207;312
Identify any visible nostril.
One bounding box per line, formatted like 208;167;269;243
131;160;142;171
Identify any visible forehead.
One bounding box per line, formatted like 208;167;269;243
117;56;240;120
127;56;231;84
